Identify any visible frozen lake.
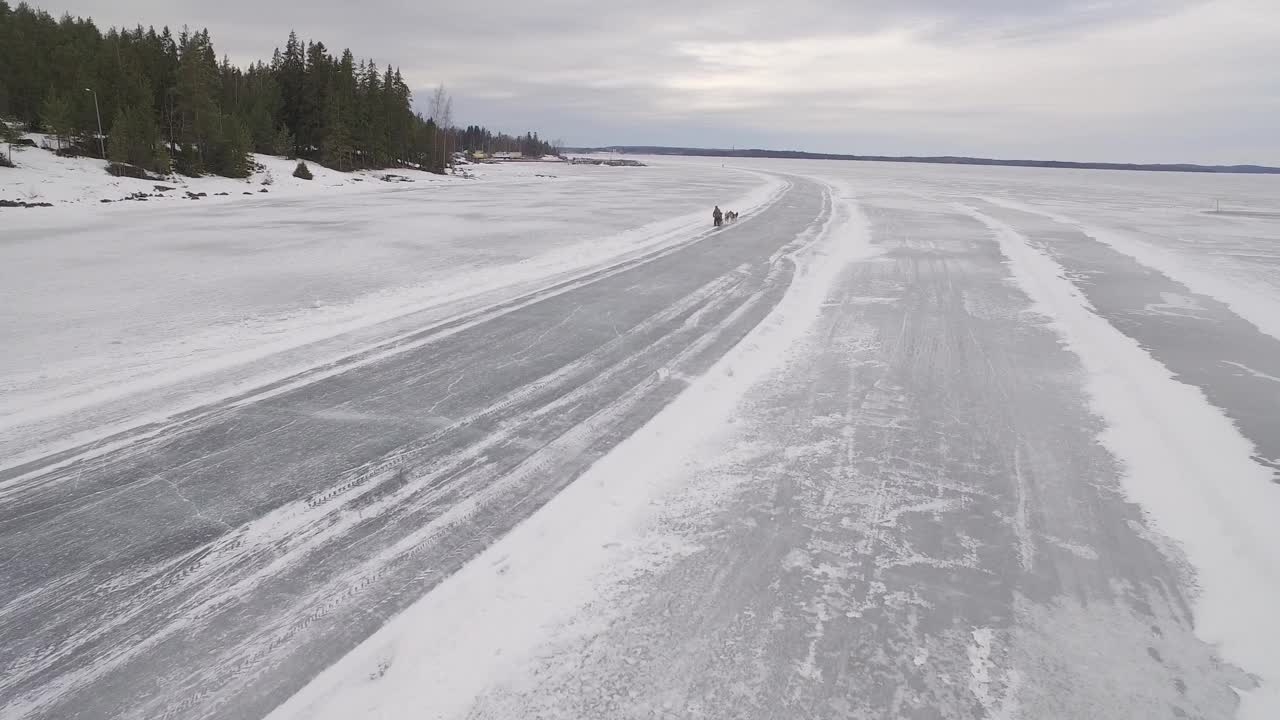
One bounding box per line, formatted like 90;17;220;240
2;156;1279;719
0;159;780;466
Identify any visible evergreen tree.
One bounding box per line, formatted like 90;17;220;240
212;113;251;177
107;105;129;164
40;87;72;148
107;103;166;172
0;8;554;177
244;65;281;153
272;125;293;157
277;31;304;157
298;40;330;156
173;27;219;174
320;89;353;170
358;59;388;166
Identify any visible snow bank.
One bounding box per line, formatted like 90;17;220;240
0;136;465;207
266;180;878;720
962;205;1280;720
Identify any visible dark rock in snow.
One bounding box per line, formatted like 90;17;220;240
0;199;53;208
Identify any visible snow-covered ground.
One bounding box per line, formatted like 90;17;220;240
0;148;783;467
2;134;474;206
266;160;1280;720
5;153;1280;719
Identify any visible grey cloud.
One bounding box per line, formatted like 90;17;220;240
44;0;1280;164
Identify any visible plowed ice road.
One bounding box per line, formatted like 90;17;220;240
3;158;1280;720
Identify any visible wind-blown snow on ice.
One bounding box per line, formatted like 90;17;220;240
269;160;1280;719
962;204;1280;720
8;150;1280;718
0;152;783;467
266;177;881;720
978;194;1280;344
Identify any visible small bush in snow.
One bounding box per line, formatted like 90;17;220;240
0;154;13;168
262;169;274;186
292;161;313;180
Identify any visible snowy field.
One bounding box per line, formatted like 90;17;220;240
1;147;782;467
3;153;1280;720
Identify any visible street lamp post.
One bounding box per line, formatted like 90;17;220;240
84;87;105;160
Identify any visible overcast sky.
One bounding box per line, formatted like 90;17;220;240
46;0;1280;164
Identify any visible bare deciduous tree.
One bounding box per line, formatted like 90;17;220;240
427;83;452;127
428;83;454;168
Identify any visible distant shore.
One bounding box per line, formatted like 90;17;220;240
567;145;1280;175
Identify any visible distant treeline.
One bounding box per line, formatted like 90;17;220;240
0;1;557;177
569;145;1280;175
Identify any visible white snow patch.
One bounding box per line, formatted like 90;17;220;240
968;628;996;701
267;180;879;720
963;204;1280;720
781;548;812;570
968;627;1020;719
1043;536;1101;561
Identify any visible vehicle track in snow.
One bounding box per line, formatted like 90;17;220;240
0;175;828;720
457;186;1248;720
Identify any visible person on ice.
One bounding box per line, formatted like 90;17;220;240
713;205;723;227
